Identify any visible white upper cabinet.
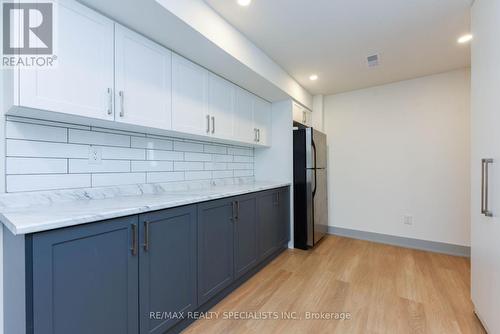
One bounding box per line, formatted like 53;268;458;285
234;88;255;144
253;97;272;146
208;74;236;140
18;0;114;121
171;54;210;136
10;0;273;147
114;25;172;129
292;102;312;126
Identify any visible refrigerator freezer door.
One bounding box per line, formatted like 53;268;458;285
313;169;328;244
306;169;314;247
312;129;328;169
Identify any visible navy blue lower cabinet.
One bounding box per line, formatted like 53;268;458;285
197;197;235;305
139;205;197;334
277;187;291;246
233;194;259;279
257;190;280;259
19;187;290;334
31;215;139;334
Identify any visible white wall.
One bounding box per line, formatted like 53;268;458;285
324;69;471;246
312;95;325;131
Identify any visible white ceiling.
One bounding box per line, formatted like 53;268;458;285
205;0;473;95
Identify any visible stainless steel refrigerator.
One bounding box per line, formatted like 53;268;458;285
293;127;328;249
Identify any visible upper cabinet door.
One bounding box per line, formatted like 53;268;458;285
208;73;235;140
234;88;255;144
292;102;311;126
292;102;303;124
18;0;114;120
172;54;209;136
253;97;272;146
115;25;172;130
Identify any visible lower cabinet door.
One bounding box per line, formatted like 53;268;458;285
258;190;280;259
234;194;258;279
277;188;291;246
198;198;235;305
32;216;139;334
139;206;197;334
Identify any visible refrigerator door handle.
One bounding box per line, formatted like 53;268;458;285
312;141;318;197
482;158;494;217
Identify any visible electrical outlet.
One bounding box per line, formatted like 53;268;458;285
88;146;102;165
403;215;413;225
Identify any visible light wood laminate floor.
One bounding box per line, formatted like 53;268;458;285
183;236;485;334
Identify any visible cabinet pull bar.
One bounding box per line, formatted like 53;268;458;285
130;223;137;256
211;116;215;134
206;115;210;133
231;201;236;222
482;158;494;217
119;91;124;117
143;221;150;251
236;201;240;221
107;88;113;115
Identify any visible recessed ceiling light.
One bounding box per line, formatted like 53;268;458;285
458;34;473;44
237;0;251;6
309;74;318;81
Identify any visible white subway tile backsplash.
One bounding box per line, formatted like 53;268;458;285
131;161;173;172
204;162;227;170
212;170;233;179
184;152;212;162
6;157;68;175
92;173;146;187
6;121;68;142
101;146;145;160
185;171;212;181
234;170;254;177
228;147;253;156
146;150;184;161
131;137;173;150
69;129;130;147
69;159;130;173
5;120;255;193
213;154;233;162
204;144;227;154
174;161;204;171
7;174;91;192
227;162;254;170
6;140;88;158
147;171;184;183
233;155;254;163
174;141;204;152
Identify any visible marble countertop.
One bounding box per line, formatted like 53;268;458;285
0;180;291;235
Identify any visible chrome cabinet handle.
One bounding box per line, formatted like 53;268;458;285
482;158;494;217
257;129;261;142
130;223;137;256
254;128;257;142
107;88;113;115
231;201;239;222
119;91;124;117
143;221;150;251
211;116;215;134
206;115;210;133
